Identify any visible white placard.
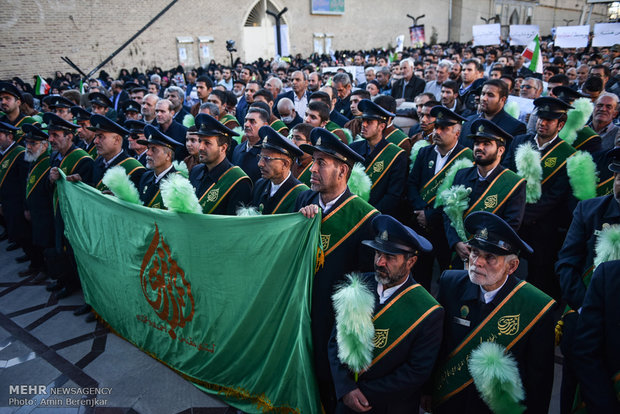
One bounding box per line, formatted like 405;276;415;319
509;25;539;46
201;45;209;58
395;35;405;53
472;24;501;46
178;47;187;61
321;66;357;78
506;96;535;122
273;24;290;57
554;25;590;48
592;23;620;47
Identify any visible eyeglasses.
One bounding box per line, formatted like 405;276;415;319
520;85;533;90
256;154;287;162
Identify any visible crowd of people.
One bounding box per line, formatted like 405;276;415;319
1;38;620;413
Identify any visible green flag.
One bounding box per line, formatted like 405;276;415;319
56;175;322;413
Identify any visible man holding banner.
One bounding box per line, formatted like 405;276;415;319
431;211;556;414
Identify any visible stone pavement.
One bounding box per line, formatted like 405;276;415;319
0;238;232;414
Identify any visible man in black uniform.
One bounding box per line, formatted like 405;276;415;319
44;95;75;122
189;113;252;215
407;106;473;289
250;126;307;214
0;82;36;145
350;100;408;218
504;97;575;299
329;214;443;413
295;128;379;412
21;124;54;279
71;106;97;158
431;211;556;414
136;125;182;209
125;120;148;166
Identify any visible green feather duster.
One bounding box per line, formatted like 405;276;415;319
31;114;44;124
515;142;542;203
342;128;354;145
232;126;244;145
348;162;372;201
409;140;431;172
172;160;189;178
236;205;261;216
559;98;594;145
440;185;471;242
594;224;620;269
434;158;474;208
566;151;598;201
504;101;521;120
160;173;202;214
101;166;142;205
332;273;375;375
469;342;525;414
182;114;195;128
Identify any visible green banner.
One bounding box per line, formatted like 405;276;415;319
56;174;322;413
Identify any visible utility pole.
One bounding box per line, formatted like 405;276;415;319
266;8;288;57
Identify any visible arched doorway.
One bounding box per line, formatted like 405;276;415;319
243;0;290;62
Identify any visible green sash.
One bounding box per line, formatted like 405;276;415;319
270;119;288;135
465;169;526;216
270;183;309;214
297;162;312;187
96;157;145;191
59;148;92;175
320;195;378;257
420;147;473;205
86;143;98;159
197;166;250;214
384;127;409;148
326;121;348;143
597;176;614;197
0;144;25;190
541;139;575;186
365;143;404;189
572;127;599;151
220;113;239;128
26;151;50;199
433;280;555;407
13;115;36;144
145;189;163;209
367;283;441;370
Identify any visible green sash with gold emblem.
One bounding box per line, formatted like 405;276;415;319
13;115;36;145
270;119;288;135
572;127;599;151
384;127;409;148
269;183;309;214
432;280;555;408
59;147;91;175
144;188;164;209
320;195;378;257
197;166;250;214
220;113;239;128
365;143;404;190
597;176;614;197
26;151;50;199
96;157;145;191
420;147;473;205
297;162;312;187
465;169;525;216
0;144;25;190
541;139;575;186
367;283;441;370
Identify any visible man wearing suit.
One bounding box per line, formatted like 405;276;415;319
329;215;443;413
274;71;311;119
445;119;526;263
407;106;473;289
391;58;426;103
556;147;620;412
111;80;129;114
461;79;527;149
573;260;620;413
125;120;148;166
504;97;575;299
332;72;353;120
350;99;408;218
250;126;308;214
190;113;252;215
431;211;556;414
232;106;269;184
296;128;379;413
156;99;188;161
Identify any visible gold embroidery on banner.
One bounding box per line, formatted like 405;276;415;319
484;194;498;209
497;314;520;335
373;160;384;173
206;188;219;202
373;329;389;349
544;157;557;168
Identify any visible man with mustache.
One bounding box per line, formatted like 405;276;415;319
444;119;526;264
296;128;378;413
232;106;269;184
250;126;307;214
328;214;443;413
430;211;556;414
0;82;36;145
136;125;182;209
71;106;98;158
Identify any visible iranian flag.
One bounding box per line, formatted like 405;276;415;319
522;34;542;74
34;76;50;95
